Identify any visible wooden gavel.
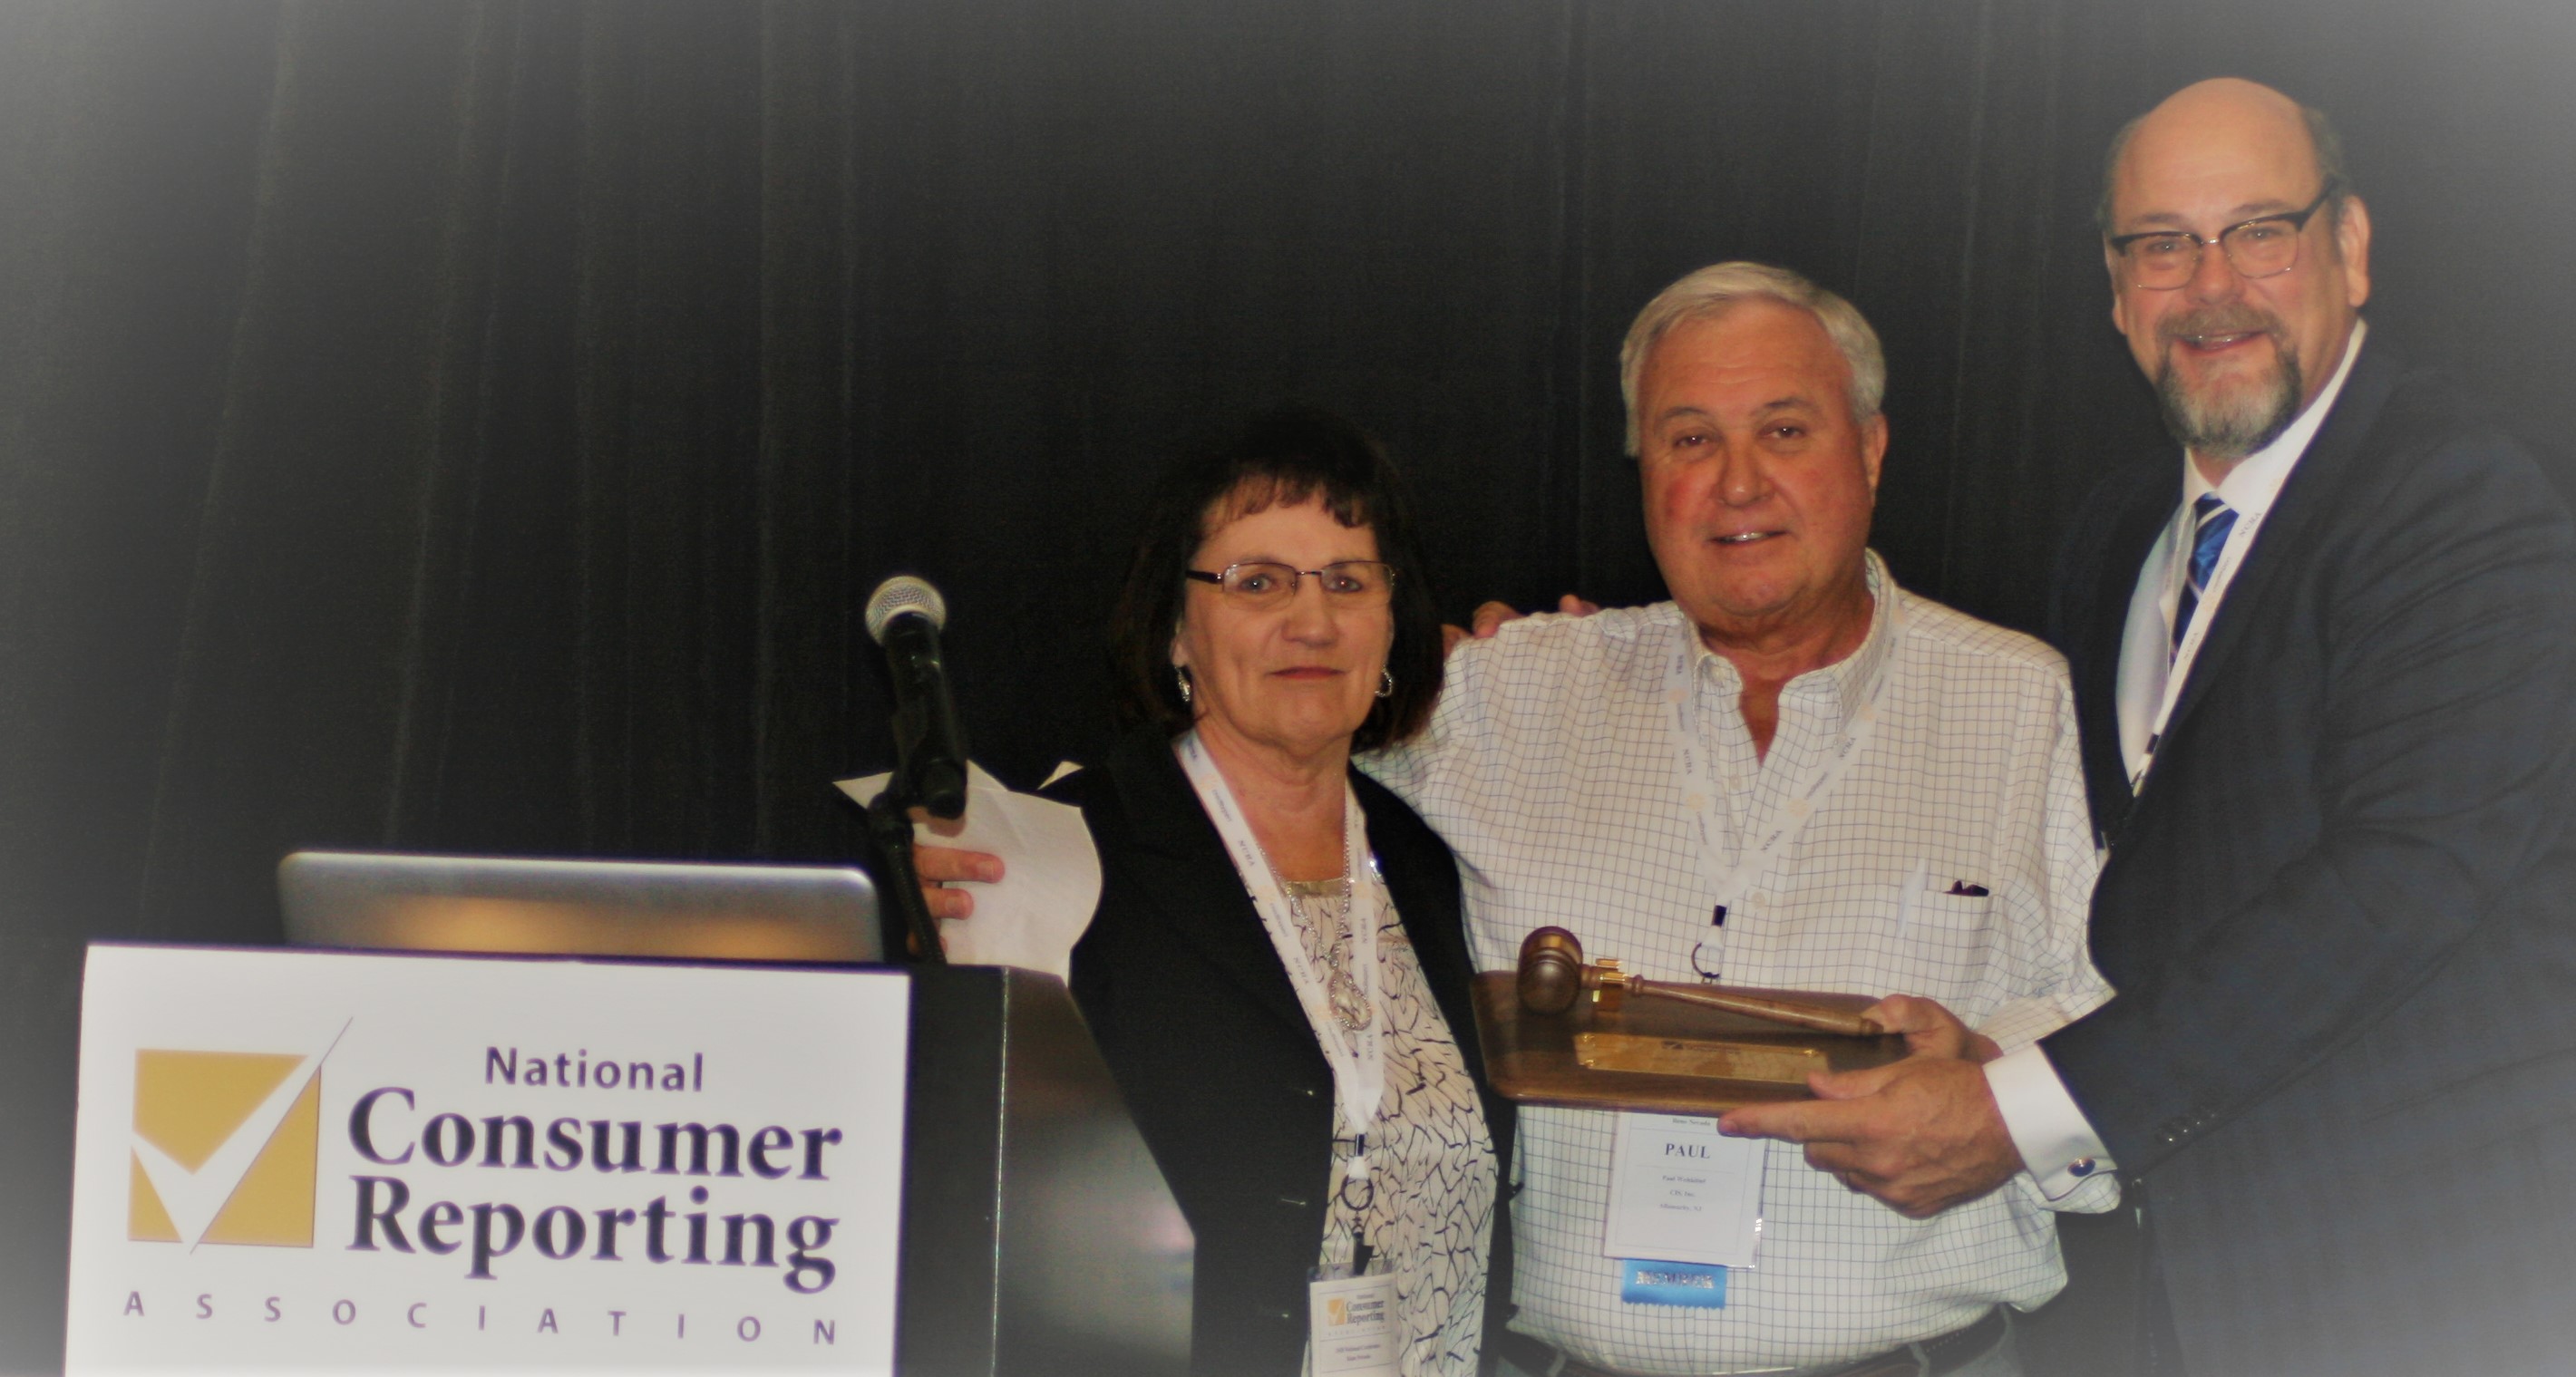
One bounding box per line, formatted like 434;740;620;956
1515;926;1884;1037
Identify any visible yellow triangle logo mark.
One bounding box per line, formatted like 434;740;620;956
131;1051;301;1171
128;1153;179;1243
202;1074;318;1246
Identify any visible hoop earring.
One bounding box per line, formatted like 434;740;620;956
1376;669;1395;699
1175;665;1193;704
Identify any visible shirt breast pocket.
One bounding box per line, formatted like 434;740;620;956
1889;864;1997;976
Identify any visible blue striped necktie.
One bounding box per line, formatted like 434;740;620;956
2171;493;2238;658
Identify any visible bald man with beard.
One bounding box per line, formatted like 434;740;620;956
1720;79;2576;1376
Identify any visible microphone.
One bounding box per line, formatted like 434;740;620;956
866;576;970;820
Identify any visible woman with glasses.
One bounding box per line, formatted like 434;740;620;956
916;406;1509;1377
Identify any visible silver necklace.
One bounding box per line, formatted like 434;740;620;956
1286;877;1370;1032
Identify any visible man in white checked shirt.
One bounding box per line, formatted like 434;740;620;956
1366;262;2114;1377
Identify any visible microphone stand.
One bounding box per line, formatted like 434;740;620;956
858;579;970;967
865;779;950;966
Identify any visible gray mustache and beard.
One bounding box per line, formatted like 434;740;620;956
2153;304;2304;461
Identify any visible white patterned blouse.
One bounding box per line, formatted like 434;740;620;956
1281;868;1497;1377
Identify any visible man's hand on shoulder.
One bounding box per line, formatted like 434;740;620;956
1717;1052;2023;1218
1441;593;1602;655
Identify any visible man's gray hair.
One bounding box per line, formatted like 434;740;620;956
2095;100;2352;237
1618;261;1886;455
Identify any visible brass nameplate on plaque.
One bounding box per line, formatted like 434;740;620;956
1573;1032;1830;1083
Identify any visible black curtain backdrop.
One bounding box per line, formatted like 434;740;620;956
3;2;2571;1370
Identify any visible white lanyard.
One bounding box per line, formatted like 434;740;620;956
1666;602;1895;920
2130;500;2261;791
1175;732;1387;1182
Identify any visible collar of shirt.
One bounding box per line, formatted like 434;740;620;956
2180;316;2368;519
2116;319;2367;784
1684;548;1899;735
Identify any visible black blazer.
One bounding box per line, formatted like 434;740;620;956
1053;725;1516;1377
2045;335;2576;1375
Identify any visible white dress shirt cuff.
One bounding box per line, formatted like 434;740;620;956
1986;1042;2114;1200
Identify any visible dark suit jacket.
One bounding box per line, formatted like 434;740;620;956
1055;724;1516;1377
2045;335;2576;1375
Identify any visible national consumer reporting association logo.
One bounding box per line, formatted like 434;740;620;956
128;1031;341;1249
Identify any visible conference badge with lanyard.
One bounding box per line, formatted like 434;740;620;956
1175;732;1396;1375
1603;606;1897;1306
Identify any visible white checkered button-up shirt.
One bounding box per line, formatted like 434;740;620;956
1363;553;2115;1374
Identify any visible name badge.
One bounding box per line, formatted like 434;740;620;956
1308;1272;1398;1376
1602;1112;1764;1291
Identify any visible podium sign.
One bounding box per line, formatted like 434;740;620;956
64;945;909;1372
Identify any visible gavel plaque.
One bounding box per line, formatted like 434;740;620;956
1469;971;1910;1114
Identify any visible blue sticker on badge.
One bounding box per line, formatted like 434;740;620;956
1619;1259;1728;1308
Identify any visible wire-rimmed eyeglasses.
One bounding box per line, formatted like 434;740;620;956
1185;560;1397;609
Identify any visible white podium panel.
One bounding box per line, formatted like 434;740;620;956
65;944;908;1372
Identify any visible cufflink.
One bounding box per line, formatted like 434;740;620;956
2067;1159;2098;1178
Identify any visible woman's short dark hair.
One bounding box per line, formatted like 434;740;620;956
1106;405;1444;751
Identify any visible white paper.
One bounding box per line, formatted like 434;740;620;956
1601;1113;1765;1267
837;761;1102;980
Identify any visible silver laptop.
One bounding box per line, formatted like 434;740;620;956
278;850;881;964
